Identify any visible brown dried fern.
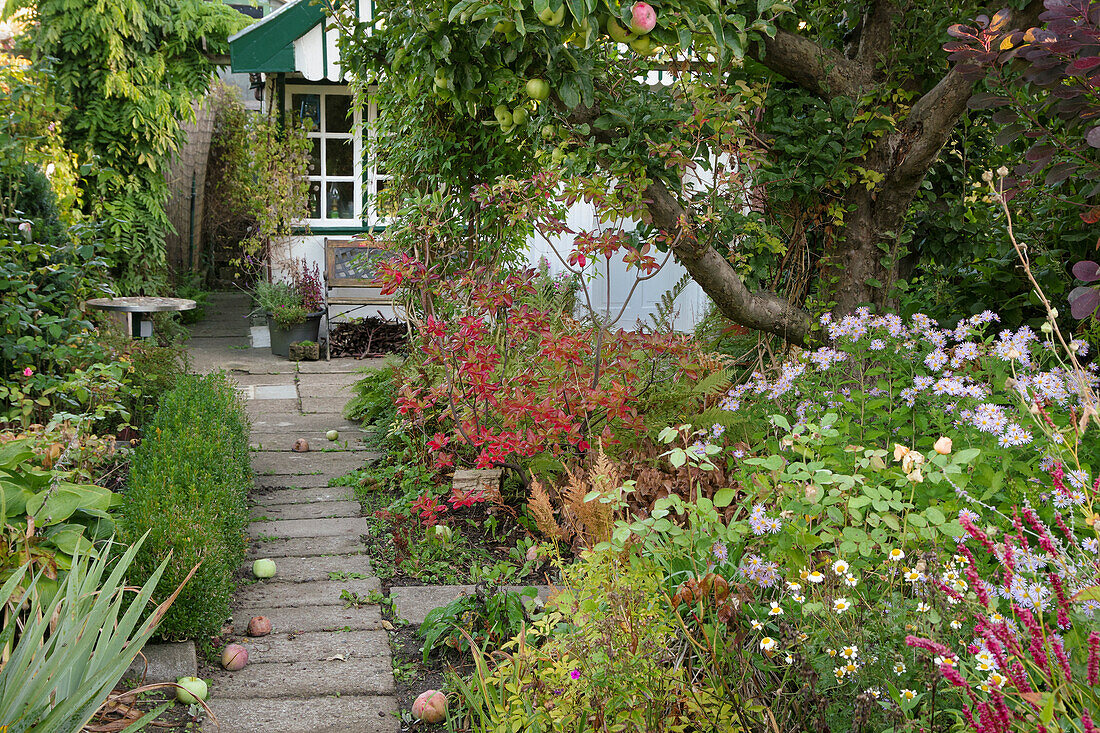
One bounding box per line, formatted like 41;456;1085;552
528;477;569;542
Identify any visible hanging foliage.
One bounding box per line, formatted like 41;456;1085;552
4;0;248;292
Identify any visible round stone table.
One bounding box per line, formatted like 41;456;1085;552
86;296;197;339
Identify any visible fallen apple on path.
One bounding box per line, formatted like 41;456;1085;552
326;429;339;441
221;643;249;671
175;676;208;704
412;690;448;722
252;558;277;579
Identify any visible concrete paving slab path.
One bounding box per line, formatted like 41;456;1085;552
205;695;397;733
256;474;353;489
251;500;360;521
236;578;382;609
251;451;367;475
191;294;397;733
247;535;365;559
251;485;357;506
249;516;367;540
238;554;373;583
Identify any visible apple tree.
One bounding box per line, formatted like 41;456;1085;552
336;0;1046;344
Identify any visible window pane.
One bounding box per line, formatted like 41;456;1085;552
292;94;320;128
325;181;355;219
325;94;353;134
308;139;321;176
325;138;354;177
308;181;321;219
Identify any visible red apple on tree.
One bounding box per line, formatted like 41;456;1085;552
630;2;657;34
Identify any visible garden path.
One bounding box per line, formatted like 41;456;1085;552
189;293;398;733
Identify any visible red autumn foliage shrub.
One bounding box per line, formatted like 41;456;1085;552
376;258;708;474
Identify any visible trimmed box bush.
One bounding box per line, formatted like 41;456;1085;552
122;371;251;640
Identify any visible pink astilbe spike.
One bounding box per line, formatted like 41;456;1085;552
1016;606;1050;673
1083;709;1098;733
1052;461;1066;494
1088;632;1099;686
967;564;991;605
906;635;951;657
1053;511;1078;547
1022;506;1059;557
1051;636;1073;684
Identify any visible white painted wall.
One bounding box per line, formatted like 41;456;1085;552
527;199;710;333
278;201;711;336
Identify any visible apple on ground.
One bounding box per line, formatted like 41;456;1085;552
326;429;339;441
221;643;249;671
252;558;277;579
176;677;208;704
412;690;448;722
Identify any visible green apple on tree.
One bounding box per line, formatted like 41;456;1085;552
525;78;550;102
630;35;656;56
511;107;529;125
538;5;565;26
605;16;635;43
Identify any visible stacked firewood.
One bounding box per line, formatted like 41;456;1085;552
328;316;407;358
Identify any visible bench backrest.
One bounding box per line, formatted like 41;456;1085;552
324;238;396;287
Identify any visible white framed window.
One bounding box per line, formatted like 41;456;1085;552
285;86;360;226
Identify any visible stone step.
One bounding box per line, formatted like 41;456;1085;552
229;603;381;635
251;485;356;506
245;399;300;416
228;630;389;665
250;413;363;433
252;451;367;476
237;578;380;609
256;474;352;489
251;434;372;452
249;517;366;540
299;397;354;414
247;535;363;559
251;501;359;522
204;696;399;733
208;657;395;700
237;554;373;583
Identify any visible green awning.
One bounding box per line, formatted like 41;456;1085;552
228;0;326;74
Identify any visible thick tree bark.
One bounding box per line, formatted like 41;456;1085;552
750;1;1045;317
566;2;1045;338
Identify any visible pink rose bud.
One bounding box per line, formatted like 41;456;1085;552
22;367;32;377
630;2;657;34
934;436;952;455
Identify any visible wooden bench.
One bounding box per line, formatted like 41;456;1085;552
323;238;398;359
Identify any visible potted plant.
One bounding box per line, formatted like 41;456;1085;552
255;260;324;358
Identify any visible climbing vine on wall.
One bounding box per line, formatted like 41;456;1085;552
4;0;248;292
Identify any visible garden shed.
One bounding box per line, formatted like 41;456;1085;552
228;0;709;332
